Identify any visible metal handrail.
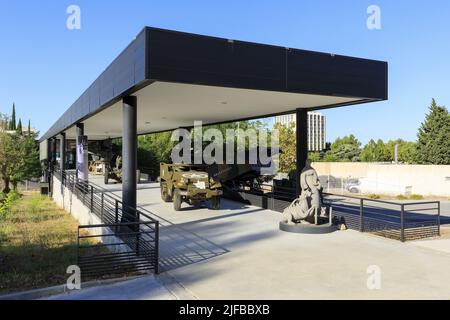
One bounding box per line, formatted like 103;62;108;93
59;169;156;222
235;181;441;242
53;168;159;274
323;192;440;207
322;192;441;242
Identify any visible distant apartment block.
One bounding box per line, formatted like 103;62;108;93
275;112;326;152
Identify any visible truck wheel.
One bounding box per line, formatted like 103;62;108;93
173;189;182;211
160;182;172;202
211;196;220;210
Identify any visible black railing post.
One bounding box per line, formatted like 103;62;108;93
100;192;104;221
115;200;119;233
48;168;53;198
83;182;86;204
154;222;159;274
437;201;441;237
136;225;141;256
400;204;405;242
359;199;364;232
135;209;141;255
90;186;94;212
76;227;80;272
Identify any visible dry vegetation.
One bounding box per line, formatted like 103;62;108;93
440;226;450;239
0;192;81;293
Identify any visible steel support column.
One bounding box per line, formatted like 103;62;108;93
122;96;138;223
46;138;52;193
46;139;52;167
51;137;57;169
296;108;308;197
60;132;66;171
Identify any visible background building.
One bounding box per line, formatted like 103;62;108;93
275;112;326;151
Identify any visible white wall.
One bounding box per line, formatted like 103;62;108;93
52;176;130;253
312;162;450;196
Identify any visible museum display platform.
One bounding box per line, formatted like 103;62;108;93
279;222;337;234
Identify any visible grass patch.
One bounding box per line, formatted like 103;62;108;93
0;192;88;294
0;192;21;219
395;194;425;201
368;194;381;200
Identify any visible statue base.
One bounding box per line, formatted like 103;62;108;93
279;221;337;234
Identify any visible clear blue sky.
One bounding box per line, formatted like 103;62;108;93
1;0;449;144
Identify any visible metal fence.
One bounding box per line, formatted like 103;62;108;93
78;221;158;279
230;183;441;242
324;193;441;242
53;169;159;279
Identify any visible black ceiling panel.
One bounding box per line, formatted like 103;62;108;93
40;27;388;142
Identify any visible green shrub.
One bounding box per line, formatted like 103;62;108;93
368;194;381;200
409;194;424;200
396;195;408;200
0;192;20;219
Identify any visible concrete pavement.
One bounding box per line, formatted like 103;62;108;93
49;176;450;300
45;276;176;300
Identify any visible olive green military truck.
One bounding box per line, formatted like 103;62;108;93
160;163;222;211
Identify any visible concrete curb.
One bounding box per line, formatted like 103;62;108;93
0;275;146;300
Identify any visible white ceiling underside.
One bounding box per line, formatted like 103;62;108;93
64;81;358;140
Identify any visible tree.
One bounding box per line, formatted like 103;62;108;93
273;122;296;174
399;141;417;164
16;118;23;135
415;99;450;165
202;120;269;150
374;139;391;162
0;132;21;193
138;131;175;175
0;129;40;193
360;139;377;162
324;135;361;162
0;113;8;131
361;139;417;163
137;120;272;175
10;132;41;190
27;120;31;136
9;103;16;131
385;139;417;164
308;152;321;162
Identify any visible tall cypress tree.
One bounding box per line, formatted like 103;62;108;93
10;103;16;130
16;118;23;135
415;99;450;165
27;120;31;135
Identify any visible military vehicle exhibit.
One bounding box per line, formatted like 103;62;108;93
160;163;223;211
103;155;122;185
